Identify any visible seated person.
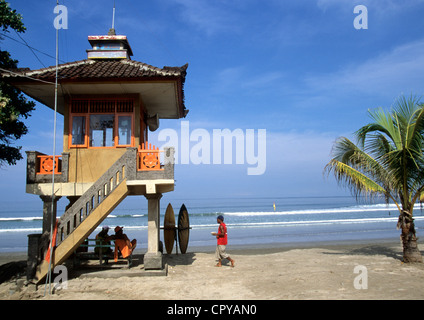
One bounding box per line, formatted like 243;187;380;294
109;226;137;262
95;226;113;255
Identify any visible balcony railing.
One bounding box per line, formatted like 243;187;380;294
26;146;175;187
26;151;69;184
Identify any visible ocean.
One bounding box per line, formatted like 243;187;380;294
1;196;424;253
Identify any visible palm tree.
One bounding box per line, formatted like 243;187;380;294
325;95;423;263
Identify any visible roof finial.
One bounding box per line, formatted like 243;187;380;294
108;0;116;35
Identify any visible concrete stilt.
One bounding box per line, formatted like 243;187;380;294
144;193;163;270
65;196;79;211
27;196;61;281
40;195;61;234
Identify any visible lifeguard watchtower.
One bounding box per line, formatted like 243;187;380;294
2;27;188;282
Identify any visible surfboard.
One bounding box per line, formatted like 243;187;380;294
178;204;190;254
163;203;176;254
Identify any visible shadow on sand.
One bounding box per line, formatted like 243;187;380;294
163;252;196;267
322;244;404;261
67;251;197;279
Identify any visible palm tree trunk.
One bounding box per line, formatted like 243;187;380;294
398;210;422;263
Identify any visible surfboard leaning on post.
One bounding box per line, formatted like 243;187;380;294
163;203;176;254
178;204;190;254
162;203;191;254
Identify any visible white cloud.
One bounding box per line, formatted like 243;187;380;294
303;38;424;100
266;130;338;168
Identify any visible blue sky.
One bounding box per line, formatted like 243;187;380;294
2;0;424;206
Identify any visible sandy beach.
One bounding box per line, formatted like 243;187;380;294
1;240;424;301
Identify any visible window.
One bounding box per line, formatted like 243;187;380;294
118;116;132;146
71;116;86;146
90;114;115;147
69;98;134;148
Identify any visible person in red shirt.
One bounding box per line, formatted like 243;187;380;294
214;215;235;267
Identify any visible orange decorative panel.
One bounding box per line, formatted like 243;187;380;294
138;142;163;171
37;155;62;174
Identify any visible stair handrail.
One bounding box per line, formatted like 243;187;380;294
56;148;137;245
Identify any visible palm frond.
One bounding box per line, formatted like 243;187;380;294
357;107;402;150
329;137;393;189
324;159;386;198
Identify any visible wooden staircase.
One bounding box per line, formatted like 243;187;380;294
35;150;132;283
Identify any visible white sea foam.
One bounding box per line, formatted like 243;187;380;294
0;217;42;221
0;228;41;233
192;216;424;229
224;204;400;217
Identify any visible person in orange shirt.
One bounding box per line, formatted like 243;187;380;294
214;215;235;267
109;226;137;262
